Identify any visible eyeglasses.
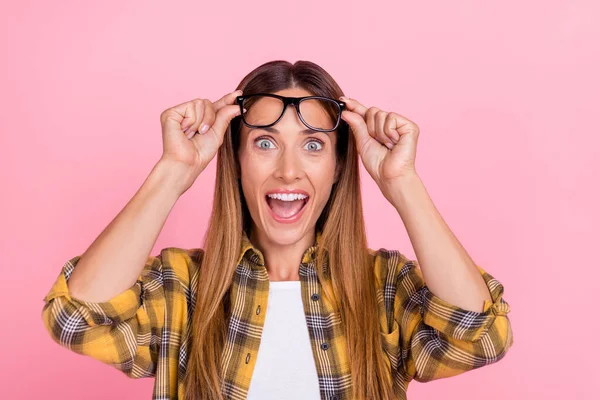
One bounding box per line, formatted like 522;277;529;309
235;93;346;132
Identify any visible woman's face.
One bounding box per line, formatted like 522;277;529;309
237;87;340;246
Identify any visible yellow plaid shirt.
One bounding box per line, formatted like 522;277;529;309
42;231;513;399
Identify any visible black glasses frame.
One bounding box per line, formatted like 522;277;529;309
235;93;346;133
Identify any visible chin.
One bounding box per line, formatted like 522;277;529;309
262;222;310;246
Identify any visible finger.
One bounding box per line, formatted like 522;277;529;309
186;100;208;139
365;107;379;140
201;104;242;145
388;112;420;142
184;101;202;138
163;102;195;135
213;89;243;112
340;96;368;118
181;105;196;132
198;100;216;135
383;114;401;145
376;111;397;148
389;112;418;131
340;109;371;155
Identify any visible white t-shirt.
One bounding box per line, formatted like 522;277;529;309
246;280;321;399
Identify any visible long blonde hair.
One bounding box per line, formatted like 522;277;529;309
183;60;395;399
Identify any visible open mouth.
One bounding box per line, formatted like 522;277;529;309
265;193;310;221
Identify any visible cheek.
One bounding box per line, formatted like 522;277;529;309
241;157;271;185
309;155;337;180
240;173;260;202
240;176;262;221
239;156;268;209
309;162;337;202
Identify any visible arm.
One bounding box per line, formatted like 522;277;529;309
338;95;512;380
385;173;513;380
388;172;491;313
66;159;185;303
41;159;189;378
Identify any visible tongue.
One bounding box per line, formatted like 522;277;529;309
267;198;305;218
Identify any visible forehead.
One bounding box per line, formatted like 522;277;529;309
246;88;330;118
271;87;314;97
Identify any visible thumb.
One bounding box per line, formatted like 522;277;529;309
206;104;241;140
212;89;243;112
341;110;371;154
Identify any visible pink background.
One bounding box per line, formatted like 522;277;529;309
2;0;598;399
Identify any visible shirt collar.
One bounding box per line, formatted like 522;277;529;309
237;229;323;267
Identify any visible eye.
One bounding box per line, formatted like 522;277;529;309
304;139;323;151
255;138;275;150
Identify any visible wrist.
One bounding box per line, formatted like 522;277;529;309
150;158;195;198
382;172;422;204
384;173;424;210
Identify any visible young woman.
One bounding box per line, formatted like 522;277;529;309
42;60;513;400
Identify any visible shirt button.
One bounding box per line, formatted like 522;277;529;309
245;353;251;364
311;293;319;301
256;305;261;315
320;342;329;351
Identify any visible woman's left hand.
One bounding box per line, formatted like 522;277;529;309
339;96;420;197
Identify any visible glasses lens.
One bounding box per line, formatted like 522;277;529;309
299;98;340;131
242;95;285;127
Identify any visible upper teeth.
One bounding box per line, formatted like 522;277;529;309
267;193;308;201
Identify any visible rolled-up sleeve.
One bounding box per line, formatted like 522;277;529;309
41;252;166;378
393;254;513;382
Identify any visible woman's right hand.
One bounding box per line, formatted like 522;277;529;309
158;89;243;194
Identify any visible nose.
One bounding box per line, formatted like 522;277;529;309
273;146;302;182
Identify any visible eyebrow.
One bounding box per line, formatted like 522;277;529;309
248;126;330;136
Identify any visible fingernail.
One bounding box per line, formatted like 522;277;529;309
339;96;346;100
200;124;209;134
386;142;394;149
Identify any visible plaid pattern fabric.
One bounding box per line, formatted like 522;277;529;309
42;231;513;399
